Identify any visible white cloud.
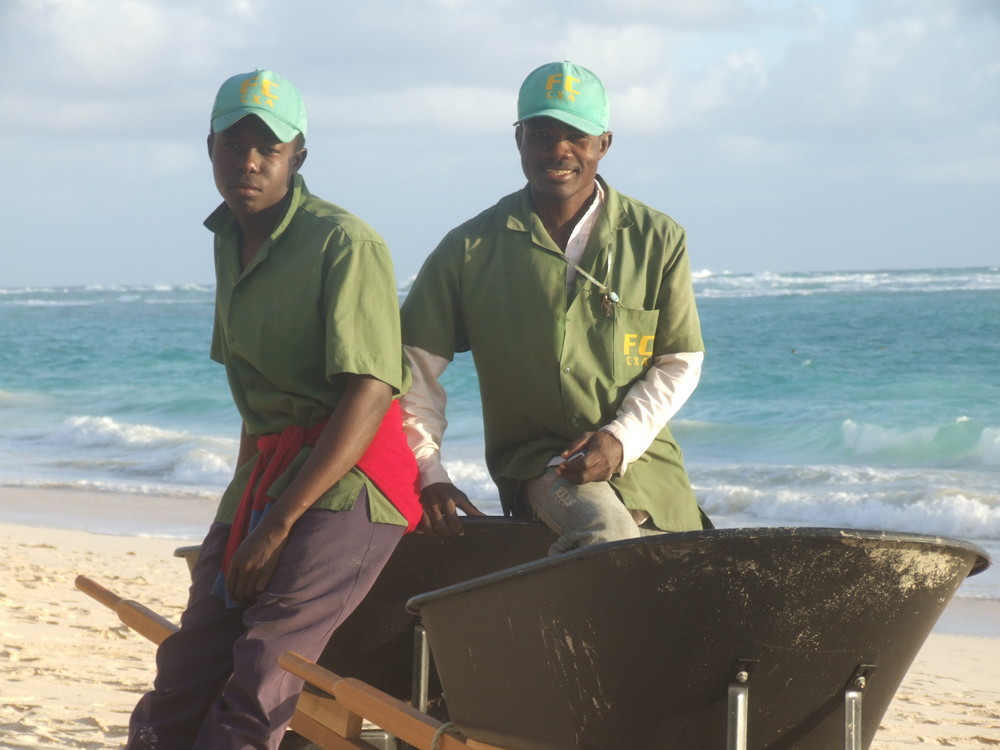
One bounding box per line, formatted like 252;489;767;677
908;157;1000;185
530;0;759;29
4;0;232;87
714;134;792;165
2;0;998;286
309;85;511;133
24;134;201;176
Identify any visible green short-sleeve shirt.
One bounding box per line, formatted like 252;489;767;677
401;178;704;532
207;174;407;526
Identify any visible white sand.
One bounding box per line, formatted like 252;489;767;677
1;490;998;748
1;523;194;749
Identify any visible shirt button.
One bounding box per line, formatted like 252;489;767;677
562;367;572;374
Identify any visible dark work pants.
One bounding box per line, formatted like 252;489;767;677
127;489;403;750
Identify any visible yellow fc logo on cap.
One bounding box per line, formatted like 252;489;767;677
544;74;581;102
239;75;280;109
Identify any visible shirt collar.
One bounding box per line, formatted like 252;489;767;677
564;179;606;264
506;177;609;241
204;173;308;241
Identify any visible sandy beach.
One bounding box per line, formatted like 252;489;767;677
1;490;998;749
1;521;194;749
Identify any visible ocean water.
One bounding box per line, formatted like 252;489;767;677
1;267;998;600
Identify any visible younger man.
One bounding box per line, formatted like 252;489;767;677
128;69;421;750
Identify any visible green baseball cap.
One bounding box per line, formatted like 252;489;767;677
516;61;609;136
210;69;307;143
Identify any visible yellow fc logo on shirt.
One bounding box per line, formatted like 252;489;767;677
623;333;654;367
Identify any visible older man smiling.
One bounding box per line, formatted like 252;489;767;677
400;61;711;555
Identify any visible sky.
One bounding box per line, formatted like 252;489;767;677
2;0;998;288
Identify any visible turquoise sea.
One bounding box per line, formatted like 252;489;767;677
1;267;998;601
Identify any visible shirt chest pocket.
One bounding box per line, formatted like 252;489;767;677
612;306;659;384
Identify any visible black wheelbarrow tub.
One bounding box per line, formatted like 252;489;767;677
406;527;990;750
319;516;554;701
177;517;555;704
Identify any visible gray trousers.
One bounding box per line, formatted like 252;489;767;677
522;468;659;554
127;489;404;750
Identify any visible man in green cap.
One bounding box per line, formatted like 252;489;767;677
127;69;422;750
401;61;709;554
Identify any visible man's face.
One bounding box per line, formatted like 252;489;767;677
516;116;611;207
208;115;305;218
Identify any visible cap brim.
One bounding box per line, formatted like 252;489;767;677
516;108;607;136
211;109;300;143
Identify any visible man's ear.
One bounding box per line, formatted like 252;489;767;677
599;131;613;159
514;124;523;150
207;132;214;159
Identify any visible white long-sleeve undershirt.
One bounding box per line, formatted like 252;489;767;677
401;180;702;488
401;345;703;488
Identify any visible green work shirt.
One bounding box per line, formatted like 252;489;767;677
208;174;407;527
401;178;704;532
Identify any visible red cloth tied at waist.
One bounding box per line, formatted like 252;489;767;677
220;399;421;576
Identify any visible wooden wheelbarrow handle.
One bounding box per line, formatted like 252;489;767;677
279;652;508;750
74;575;510;750
75;575;179;645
